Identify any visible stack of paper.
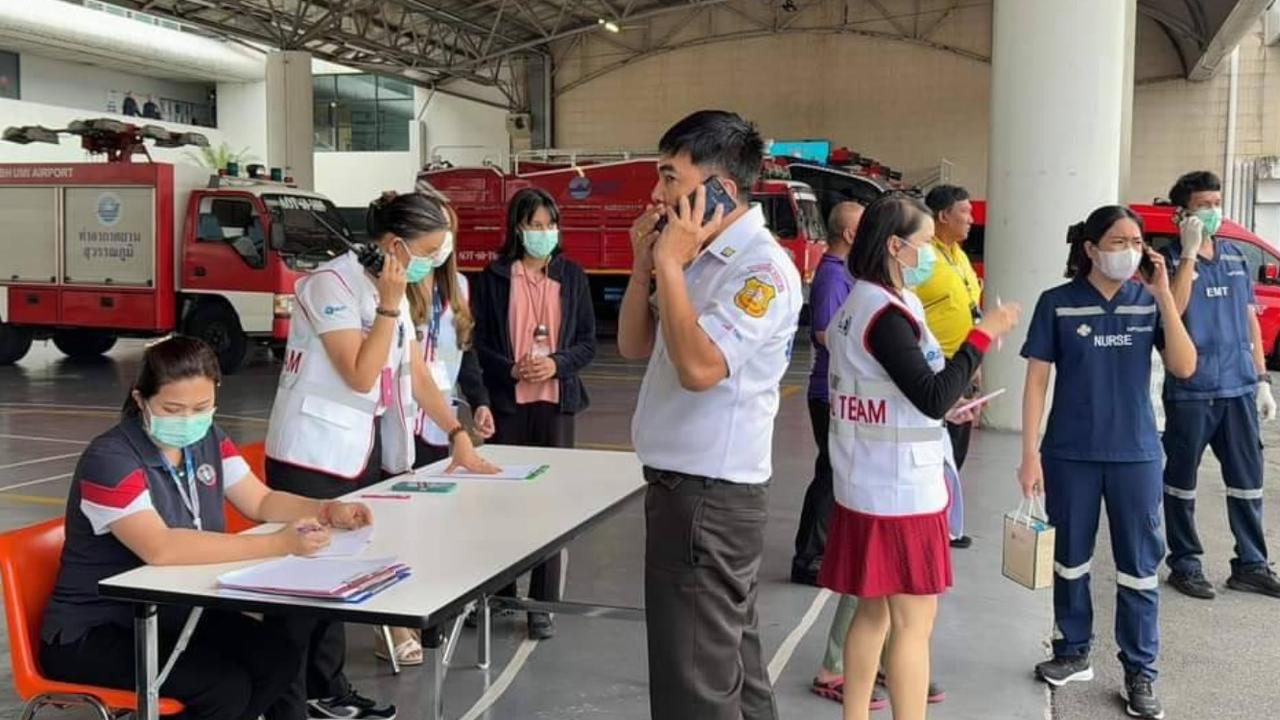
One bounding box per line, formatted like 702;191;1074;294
217;556;409;603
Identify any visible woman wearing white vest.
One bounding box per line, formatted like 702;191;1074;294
264;191;496;720
377;196;497;667
820;195;1020;720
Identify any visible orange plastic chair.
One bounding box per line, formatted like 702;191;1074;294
0;518;184;719
224;441;266;533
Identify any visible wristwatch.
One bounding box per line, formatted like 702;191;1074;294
376;307;400;318
1260;373;1273;384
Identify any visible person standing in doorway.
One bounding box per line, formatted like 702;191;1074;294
1159;170;1280;600
472;187;597;640
915;184;982;548
792;200;863;587
620;110;801;720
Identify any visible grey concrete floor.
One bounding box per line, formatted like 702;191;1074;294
0;337;1273;720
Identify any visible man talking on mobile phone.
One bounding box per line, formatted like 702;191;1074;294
618;110;801;720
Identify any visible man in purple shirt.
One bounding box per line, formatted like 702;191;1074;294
791;200;863;585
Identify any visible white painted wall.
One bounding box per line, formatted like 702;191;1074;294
19;53;213;122
214;80;268;162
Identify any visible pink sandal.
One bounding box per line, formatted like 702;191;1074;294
811;677;889;710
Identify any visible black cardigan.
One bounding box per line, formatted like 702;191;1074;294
471;255;596;416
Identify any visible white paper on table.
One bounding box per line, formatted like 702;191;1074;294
414;463;545;481
218;555;397;595
310;526;374;558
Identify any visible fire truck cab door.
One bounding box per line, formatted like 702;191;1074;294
184;192;274;294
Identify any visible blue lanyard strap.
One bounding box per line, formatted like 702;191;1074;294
161;449;202;530
426;287;444;362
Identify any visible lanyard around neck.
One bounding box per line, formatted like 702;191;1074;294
160;449;201;531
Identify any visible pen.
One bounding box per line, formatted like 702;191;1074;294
359;494;411;500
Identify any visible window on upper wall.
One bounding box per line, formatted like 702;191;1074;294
0;51;19;100
313;74;414;152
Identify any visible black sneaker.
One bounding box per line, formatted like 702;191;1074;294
1168;570;1216;599
528;612;555;640
1226;565;1280;598
308;690;397;720
1123;673;1165;719
949;535;973;549
1035;655;1094;687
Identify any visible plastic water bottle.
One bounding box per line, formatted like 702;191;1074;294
531;325;552;359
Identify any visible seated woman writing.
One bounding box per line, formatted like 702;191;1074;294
39;336;373;720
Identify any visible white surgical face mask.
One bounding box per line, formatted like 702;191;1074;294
1097;247;1141;281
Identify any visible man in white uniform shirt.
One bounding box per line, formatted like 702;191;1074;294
618;110;802;720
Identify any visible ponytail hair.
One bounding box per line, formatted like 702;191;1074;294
122;336;220;417
1064;205;1143;279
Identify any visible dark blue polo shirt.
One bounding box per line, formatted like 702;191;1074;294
1021;278;1165;463
1159;238;1257;401
41;417;250;644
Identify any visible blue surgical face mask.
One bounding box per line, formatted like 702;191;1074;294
522;229;559;259
402;232;455;283
900;242;937;288
145;406;214;448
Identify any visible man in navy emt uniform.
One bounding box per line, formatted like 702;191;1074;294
1158;171;1280;601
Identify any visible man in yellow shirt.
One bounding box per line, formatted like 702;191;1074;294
918;184;982;549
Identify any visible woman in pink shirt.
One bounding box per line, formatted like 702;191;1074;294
472;187;596;640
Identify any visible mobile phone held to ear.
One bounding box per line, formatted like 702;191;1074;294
654;176;738;233
1139;247;1157;282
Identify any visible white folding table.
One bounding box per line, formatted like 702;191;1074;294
99;445;645;720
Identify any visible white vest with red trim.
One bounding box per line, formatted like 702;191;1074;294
266;253;417;478
827;280;955;517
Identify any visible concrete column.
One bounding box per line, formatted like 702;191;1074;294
265;51;314;190
982;0;1136;430
1119;0;1137;200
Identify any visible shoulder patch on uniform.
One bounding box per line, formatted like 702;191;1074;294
735;276;777;318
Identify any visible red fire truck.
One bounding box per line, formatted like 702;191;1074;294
0;119;350;372
418;151;830;313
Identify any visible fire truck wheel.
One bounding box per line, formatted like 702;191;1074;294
0;324;33;365
52;329;117;359
185;304;248;374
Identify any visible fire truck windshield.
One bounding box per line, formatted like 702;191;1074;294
261;194;352;266
796;197;827;242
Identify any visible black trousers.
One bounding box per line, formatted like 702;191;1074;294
40;611;300;720
643;467;777;720
792;399;833;576
947;418;972;470
263;428;383;718
491;402;574;604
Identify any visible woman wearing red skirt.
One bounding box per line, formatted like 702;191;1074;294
819;194;1021;720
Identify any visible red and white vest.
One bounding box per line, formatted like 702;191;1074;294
827;281;955;517
266;253;417;478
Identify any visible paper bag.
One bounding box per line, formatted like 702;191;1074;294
1002;497;1055;590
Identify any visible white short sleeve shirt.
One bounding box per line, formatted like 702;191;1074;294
631;205;803;484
